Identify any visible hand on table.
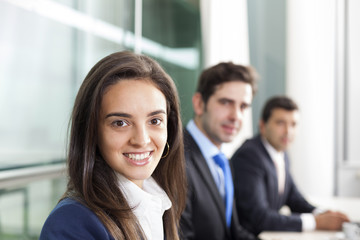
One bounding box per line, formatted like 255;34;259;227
315;210;350;230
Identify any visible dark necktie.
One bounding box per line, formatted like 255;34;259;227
213;152;234;227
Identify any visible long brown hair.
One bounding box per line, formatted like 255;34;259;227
65;51;186;239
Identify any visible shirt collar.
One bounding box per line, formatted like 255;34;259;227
186;119;221;158
116;173;172;240
116;172;172;212
261;137;284;162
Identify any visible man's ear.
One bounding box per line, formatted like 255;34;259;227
192;92;205;116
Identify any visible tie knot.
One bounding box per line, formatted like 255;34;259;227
213;152;227;169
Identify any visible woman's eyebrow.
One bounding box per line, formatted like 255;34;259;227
147;110;166;117
105;109;166;119
105;112;131;119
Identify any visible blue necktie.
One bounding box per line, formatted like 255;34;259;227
213;152;234;227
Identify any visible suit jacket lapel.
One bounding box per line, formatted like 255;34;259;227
184;130;227;226
255;135;284;207
255;135;275;168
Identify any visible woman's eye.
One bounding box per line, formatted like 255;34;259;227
150;118;161;125
112;120;128;127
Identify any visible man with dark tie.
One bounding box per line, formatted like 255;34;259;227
180;62;259;240
231;96;350;236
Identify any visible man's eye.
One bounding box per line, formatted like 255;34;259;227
220;99;230;105
240;103;249;110
276;121;285;126
112;120;128;127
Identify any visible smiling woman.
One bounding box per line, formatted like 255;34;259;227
39;51;186;240
98;79;168;187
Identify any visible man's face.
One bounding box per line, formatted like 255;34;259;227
193;81;253;148
260;108;299;152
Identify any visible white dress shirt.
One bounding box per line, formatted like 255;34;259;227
261;138;316;231
116;173;172;240
262;138;286;194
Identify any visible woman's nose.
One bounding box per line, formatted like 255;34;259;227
130;125;151;146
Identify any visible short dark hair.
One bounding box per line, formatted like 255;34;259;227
261;96;299;123
196;62;258;104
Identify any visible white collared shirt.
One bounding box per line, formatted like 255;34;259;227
116;173;172;240
261;138;286;194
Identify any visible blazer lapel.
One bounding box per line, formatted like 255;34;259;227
184;130;227;226
256;135;283;207
255;135;278;176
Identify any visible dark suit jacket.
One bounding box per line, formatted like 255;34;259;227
180;129;258;240
231;134;316;235
40;198;114;240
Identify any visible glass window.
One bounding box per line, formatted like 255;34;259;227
141;0;203;124
0;0;134;169
0;1;75;169
0;0;202;170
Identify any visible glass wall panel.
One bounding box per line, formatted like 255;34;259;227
247;0;287;131
74;0;135;85
0;0;134;169
0;0;201;170
0;1;75;169
142;0;203;124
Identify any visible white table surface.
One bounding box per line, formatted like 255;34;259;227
259;230;345;240
305;196;360;222
259;196;360;240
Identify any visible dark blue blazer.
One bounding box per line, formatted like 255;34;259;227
40;198;114;240
180;130;258;240
231;135;315;235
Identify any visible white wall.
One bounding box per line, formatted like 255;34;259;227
286;0;337;197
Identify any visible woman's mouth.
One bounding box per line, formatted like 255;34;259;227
123;151;153;166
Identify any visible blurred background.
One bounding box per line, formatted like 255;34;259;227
0;0;359;239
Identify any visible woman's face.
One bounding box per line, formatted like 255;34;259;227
97;78;168;188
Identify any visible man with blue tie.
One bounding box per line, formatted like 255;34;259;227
180;62;259;240
231;96;350;236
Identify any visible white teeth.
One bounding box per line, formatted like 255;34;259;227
127;152;150;161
